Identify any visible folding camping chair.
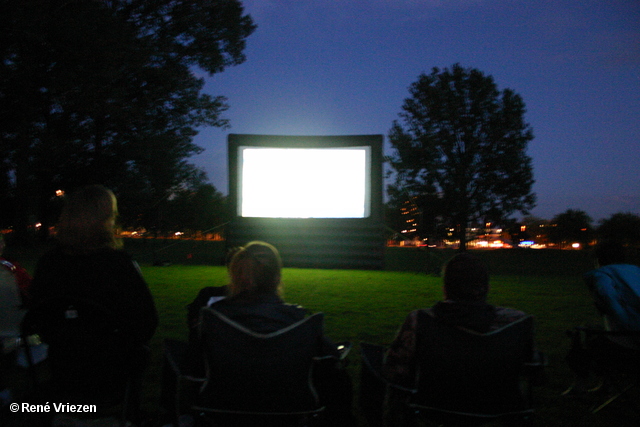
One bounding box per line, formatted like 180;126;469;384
164;308;350;427
567;326;640;415
361;313;544;426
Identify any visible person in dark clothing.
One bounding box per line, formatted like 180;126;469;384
31;185;158;343
384;253;529;388
1;233;33;307
191;241;354;425
185;246;241;342
381;253;535;426
1;233;34;407
29;186;157;424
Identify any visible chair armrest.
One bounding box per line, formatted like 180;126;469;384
360;342;385;380
573;326;640;337
523;351;547;386
162;338;207;420
335;341;352;361
360;341;417;395
163;338;206;384
568;326;640;351
387;381;418;394
524;350;548;367
315;341;353;367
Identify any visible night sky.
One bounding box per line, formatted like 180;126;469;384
190;0;640;223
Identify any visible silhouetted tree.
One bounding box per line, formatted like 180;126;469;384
387;64;536;250
597;212;640;247
548;209;594;249
0;0;255;240
162;174;227;235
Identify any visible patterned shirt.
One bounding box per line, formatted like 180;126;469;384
383;301;528;388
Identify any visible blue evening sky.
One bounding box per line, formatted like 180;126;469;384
190;0;640;223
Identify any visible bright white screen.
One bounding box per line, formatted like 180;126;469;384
240;147;369;218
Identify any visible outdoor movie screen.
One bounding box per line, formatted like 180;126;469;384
237;146;371;219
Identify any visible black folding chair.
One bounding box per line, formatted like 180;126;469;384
361;313;544;426
21;296;148;426
164;308;339;427
567;326;640;414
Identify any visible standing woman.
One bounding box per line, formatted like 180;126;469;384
31;184;158;345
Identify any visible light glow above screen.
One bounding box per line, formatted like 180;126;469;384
239;147;370;218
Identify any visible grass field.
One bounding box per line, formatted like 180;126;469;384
7;240;640;426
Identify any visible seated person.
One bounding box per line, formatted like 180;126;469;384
206;242;322;333
564;240;640;394
1;233;33;408
385;253;531;385
1;233;33;307
382;253;536;425
31;185;158;345
187;241;354;425
185;247;241;342
30;185;158;405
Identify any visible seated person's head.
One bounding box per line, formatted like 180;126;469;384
594;240;627;267
228;241;282;299
57;185;121;252
442;253;489;302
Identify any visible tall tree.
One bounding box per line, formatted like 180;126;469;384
0;0;256;239
597;212;640;247
548;209;594;249
387;64;536;250
163;180;227;234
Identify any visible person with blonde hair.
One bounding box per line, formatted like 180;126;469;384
28;185;157;424
208;241;300;332
227;241;282;295
54;184;122;253
31;184;157;343
190;241;355;425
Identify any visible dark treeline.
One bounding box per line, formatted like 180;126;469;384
0;0;255;241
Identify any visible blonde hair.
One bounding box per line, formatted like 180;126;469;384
228;241;282;298
56;185;122;253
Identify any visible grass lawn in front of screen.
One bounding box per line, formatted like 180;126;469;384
7;242;639;426
140;260;638;427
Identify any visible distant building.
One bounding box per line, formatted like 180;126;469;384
400;198;420;238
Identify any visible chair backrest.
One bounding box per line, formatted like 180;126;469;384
197;308;325;414
414;311;535;416
0;263;25;338
21;296;138;398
